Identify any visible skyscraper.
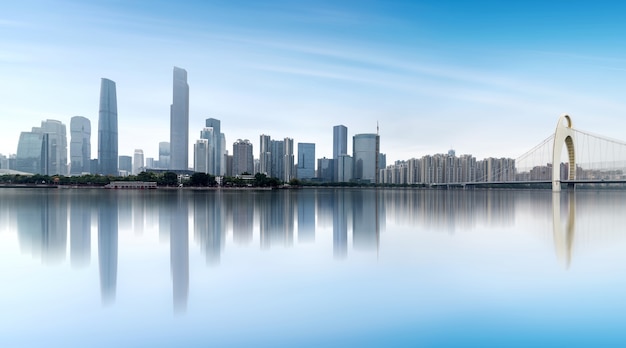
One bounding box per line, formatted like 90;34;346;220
15;131;45;174
40;120;68;175
333;125;348;159
353;133;380;183
283;137;294;182
259;134;271;175
118;155;132;175
70;116;91;175
159;142;170;169
232;139;253;175
296;143;315;180
333;125;348;181
271;140;284;180
194;139;209;173
98;78;118;175
170;67;189;170
133;149;144;175
205;118;224;175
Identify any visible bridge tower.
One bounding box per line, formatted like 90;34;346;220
552;114;576;192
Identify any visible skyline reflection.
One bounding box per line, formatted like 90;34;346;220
4;187;626;315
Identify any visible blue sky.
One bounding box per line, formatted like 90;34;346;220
2;0;626;164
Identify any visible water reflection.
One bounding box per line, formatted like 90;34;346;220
16;190;68;263
6;187;626;310
98;192;118;305
171;191;189;313
553;192;576;269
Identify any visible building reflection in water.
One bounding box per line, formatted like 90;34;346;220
232;192;253;245
297;190;316;243
98;192;118;306
352;189;380;252
70;191;93;268
333;189;348;259
171;191;189;313
193;191;225;265
17;190;68;264
259;191;294;248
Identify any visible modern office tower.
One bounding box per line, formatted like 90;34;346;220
38;119;68;175
225;152;233;176
170;67;189;170
98;78;118;175
337;154;353;182
118;155;132;176
70;116;91;175
194;139;209;173
232;139;253;175
270;139;284;180
159;142;170;169
259;134;271;175
333;125;348;159
15;131;45;174
317;157;334;182
133;149;144;175
333;125;348;182
219;133;226;175
283;138;294;182
145;157;154;169
353;133;380;183
296;143;315;180
204;118;224;175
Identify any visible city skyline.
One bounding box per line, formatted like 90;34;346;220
2;1;626;164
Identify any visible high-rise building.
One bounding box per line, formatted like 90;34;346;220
133;149;144;175
333;125;348;159
170;67;189;170
337;154;353;182
194;139;209;173
353;133;380;183
205;118;224;175
70;116;91;175
333;125;348;182
15;120;68;175
259;134;271;175
15;131;45;174
159;142;170;169
271;140;284;180
118;155;132;176
98;78;118;175
283;138;294;182
39;120;68;175
232;139;253;175
145;157;154;169
296;143;315;180
317;157;334;182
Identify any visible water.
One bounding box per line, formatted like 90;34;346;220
1;188;626;347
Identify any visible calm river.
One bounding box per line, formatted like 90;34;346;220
0;188;625;347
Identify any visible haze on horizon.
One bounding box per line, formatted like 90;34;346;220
2;0;626;164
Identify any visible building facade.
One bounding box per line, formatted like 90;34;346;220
70;116;91;175
353;133;379;183
296;143;315;180
170;67;189;170
232;139;253;175
98;78;118;175
133;149;144;175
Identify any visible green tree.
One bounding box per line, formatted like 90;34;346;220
160;172;179;186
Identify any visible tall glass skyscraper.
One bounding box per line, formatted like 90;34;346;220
353;133;380;183
283;138;294;182
333;125;348;159
40;119;68;175
70;116;91;175
259;134;271;175
296;143;315;180
15;131;45;174
170;67;189;170
158;142;170;169
333;125;348;182
98;78;118;175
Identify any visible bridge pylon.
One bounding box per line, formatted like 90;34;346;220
552;114;576;192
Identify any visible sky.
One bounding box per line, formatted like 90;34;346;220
2;0;626;165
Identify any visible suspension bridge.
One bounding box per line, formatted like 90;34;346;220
437;114;626;191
